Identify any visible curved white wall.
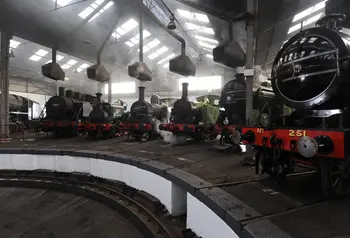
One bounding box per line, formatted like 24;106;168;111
0;153;239;238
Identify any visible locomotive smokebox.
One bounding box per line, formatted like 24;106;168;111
138;87;145;101
65;90;74;98
58;87;65;97
181;83;189;99
96;93;102;102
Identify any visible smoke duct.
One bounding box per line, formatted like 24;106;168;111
128;11;152;81
137;1;195;76
42;48;65;81
213;21;246;68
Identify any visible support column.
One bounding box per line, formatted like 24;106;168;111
243;0;256;164
108;80;112;103
0;32;11;138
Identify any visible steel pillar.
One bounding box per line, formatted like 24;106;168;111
0;32;11;138
108;80;112;103
243;0;256;164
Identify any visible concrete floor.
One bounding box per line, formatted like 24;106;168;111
0;187;143;238
2;132;350;238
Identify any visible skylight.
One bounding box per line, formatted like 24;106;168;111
52;0;72;7
194;35;218;44
288;12;323;34
186;23;214;34
292;0;326;22
45;55;64;64
10;40;20;49
198;41;216;49
78;0;113;22
148;46;168;60
125;30;151;47
29;49;49;61
76;63;90;73
206;54;213;59
157;53;175;65
138;39;160;53
143;0;168;25
202;48;212;52
177;9;209;23
61;59;78;70
113;19;139;39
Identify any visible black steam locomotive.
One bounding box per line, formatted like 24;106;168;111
85;93;127;139
40;87;93;136
216;73;276;149
7;94;42;133
124;86;168;141
159;83;218;142
241;14;350;197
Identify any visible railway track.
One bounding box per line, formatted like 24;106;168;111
0;170;184;238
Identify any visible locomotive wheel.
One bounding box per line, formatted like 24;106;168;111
256;149;291;178
109;127;116;138
256;149;276;177
320;157;350;198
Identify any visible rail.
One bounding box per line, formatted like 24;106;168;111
0;170;176;238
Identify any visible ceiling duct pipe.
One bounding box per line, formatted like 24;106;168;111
139;12;143;62
128;10;152;81
213;20;246;68
137;1;195;76
41;47;65;81
87;12;121;82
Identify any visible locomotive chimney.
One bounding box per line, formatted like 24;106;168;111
65;89;74;98
96;93;102;102
181;83;189;99
138;86;145;101
58;87;65;97
74;92;81;100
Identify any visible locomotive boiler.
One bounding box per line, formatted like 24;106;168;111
216;73;277;149
4;94;42;133
85;93;127;139
125;86;168;141
40;87;92;136
241;13;350;197
159;83;219;142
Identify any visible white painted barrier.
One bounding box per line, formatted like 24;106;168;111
0;154;239;238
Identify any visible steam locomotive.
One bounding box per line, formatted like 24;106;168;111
159;83;219;142
7;94;42;133
123;86;168;141
216;73;277;149
241;14;350;197
85;93;128;139
40;87;93;136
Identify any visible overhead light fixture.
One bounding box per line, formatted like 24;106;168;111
167;14;176;30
